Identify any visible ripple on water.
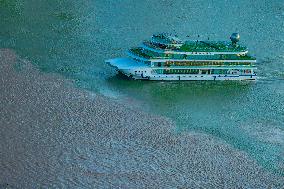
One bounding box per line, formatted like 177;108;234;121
1;0;284;186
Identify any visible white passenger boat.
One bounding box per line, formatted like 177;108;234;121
106;33;257;81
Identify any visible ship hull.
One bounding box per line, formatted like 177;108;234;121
127;72;256;81
106;58;257;81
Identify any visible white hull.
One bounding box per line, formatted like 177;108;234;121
106;58;257;81
118;68;256;81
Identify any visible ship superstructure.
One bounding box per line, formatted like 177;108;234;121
106;33;257;81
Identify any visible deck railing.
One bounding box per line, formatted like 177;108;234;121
130;47;255;61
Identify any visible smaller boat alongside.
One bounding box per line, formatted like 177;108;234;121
106;33;257;81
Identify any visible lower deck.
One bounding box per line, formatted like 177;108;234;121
120;68;256;81
130;73;257;81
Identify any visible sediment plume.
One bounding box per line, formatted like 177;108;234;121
0;49;283;188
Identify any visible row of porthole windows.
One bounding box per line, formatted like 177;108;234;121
190;52;211;55
152;75;204;78
164;52;212;56
162;62;251;66
151;75;248;78
134;71;147;73
154;69;254;75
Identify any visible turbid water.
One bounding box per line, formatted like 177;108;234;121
1;0;284;186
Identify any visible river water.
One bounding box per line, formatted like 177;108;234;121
1;0;284;176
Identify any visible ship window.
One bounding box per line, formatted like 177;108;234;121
201;70;207;74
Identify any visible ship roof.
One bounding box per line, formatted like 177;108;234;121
181;41;248;52
142;41;248;55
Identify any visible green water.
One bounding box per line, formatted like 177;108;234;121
1;0;284;175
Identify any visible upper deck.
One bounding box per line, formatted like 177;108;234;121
181;41;247;52
129;47;256;62
142;40;248;55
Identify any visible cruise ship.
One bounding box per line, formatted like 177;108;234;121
106;33;257;81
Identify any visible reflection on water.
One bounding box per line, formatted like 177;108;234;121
106;75;252;111
1;0;284;176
